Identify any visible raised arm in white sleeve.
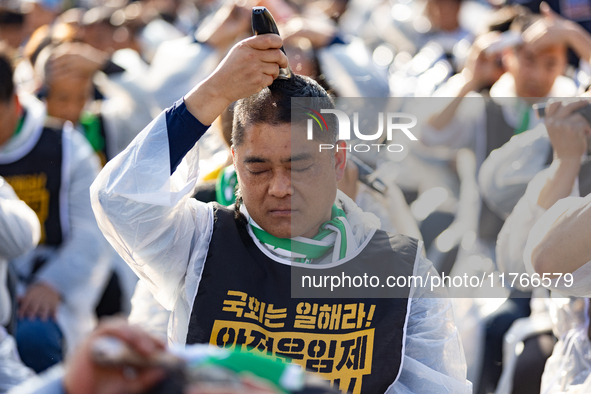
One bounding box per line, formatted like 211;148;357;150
496;97;590;286
524;194;591;297
478;123;551;219
417;78;484;153
91;34;290;315
90;103;212;311
495;166;575;287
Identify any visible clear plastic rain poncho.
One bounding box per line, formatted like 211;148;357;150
540;299;591;394
90;101;472;393
0;178;39;392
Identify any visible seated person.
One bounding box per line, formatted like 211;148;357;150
0;46;110;373
0;176;39;391
503;97;591;298
90;33;471;393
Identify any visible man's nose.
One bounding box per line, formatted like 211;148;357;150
268;169;293;198
529;64;547;85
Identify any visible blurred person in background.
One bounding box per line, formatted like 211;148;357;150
419;4;591;392
144;0;201;36
480;4;591;220
400;0;472;54
21;0;63;44
0;45;110;374
523;99;591;296
491;96;591;393
77;5;119;54
0;7;26;51
24;24;156;317
474;14;591;390
517;102;591;393
146;0;252;110
423;4;581;169
0;173;39;392
507;0;591;38
420;3;589;275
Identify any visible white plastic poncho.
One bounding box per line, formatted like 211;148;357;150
354;182;422;241
524;194;591;297
91;105;472;393
128;280;170;341
0;178;39;392
540;303;591;394
496;163;581;289
478;123;551;219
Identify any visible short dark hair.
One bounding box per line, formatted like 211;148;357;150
510;11;543;34
487;5;529;33
0;46;14;103
0;9;24;27
231;75;337;147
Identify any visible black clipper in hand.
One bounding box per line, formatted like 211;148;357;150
533;101;591;124
251;6;293;80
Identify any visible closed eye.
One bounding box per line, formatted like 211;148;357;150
249;169;269;175
292;165;312;172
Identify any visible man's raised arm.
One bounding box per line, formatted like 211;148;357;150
90;35;287;310
531;194;591;277
184;34;288;125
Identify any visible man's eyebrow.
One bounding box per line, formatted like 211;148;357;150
243;156;269;164
243;153;314;164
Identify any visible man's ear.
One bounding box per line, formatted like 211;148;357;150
334;140;347;181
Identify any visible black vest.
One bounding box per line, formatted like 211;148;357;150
187;204;419;394
579;159;591;197
0;126;65;246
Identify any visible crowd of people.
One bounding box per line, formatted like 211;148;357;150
1;0;591;393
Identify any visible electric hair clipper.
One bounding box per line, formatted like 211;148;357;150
251;6;293;80
533;101;591;124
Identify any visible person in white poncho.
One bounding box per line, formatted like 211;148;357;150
0;177;39;392
91;33;471;394
0;48;110;374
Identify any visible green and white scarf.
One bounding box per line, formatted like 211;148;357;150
216;165;238;206
249;204;356;264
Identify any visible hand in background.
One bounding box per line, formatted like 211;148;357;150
461;31;505;92
196;1;253;51
18;282;61;321
63;319;167;394
545;99;590;162
49;42;109;81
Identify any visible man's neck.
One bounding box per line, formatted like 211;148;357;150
0;110;24;148
301;210;333;239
